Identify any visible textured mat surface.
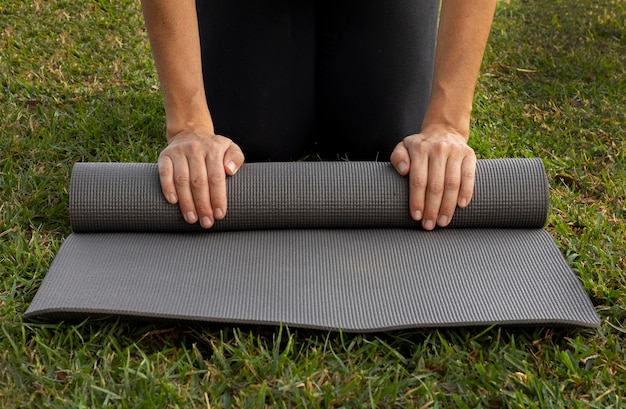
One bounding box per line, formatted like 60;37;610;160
25;159;600;330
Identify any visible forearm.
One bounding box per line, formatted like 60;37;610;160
141;0;213;139
422;0;497;139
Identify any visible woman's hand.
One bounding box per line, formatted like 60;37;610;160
142;1;243;228
390;124;476;230
389;0;495;230
158;126;244;228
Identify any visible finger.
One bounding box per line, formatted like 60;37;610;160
158;154;178;204
422;156;446;231
390;142;410;176
171;155;200;225
206;149;227;222
223;143;245;176
408;151;429;224
437;157;462;228
187;153;214;228
458;154;476;208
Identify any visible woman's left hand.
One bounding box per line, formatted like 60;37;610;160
390;124;476;230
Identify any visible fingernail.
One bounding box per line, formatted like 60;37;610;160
397;161;408;174
186;211;197;223
168;193;177;204
201;216;213;228
438;215;448;226
214;208;224;220
414;210;422;221
227;161;238;175
423;219;435;230
459;197;468;207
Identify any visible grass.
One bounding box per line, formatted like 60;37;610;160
1;0;625;407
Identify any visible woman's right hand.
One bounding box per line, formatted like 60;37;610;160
158;126;245;229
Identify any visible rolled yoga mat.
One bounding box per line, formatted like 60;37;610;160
25;159;600;331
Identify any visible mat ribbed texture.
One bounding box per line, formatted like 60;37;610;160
25;159;599;330
69;159;548;232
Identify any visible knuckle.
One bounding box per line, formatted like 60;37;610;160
402;135;417;147
423;208;439;221
186;139;206;152
410;176;428;190
389;148;402;162
168;138;207;156
207;137;229;151
438;202;455;215
191;176;208;188
195;202;211;214
211;195;227;208
427;181;445;195
462;168;475;179
174;174;190;187
208;171;225;185
433;141;450;155
158;165;173;178
445;177;461;190
408;139;428;154
213;134;230;145
461;186;475;197
462;144;476;154
177;198;193;212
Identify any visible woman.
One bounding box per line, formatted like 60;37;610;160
140;0;497;230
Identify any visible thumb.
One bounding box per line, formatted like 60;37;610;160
223;143;245;176
390;141;411;176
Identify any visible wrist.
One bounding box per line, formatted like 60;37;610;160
421;90;472;141
420;120;471;143
163;92;215;140
166;122;216;142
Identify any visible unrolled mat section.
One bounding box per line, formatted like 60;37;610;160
25;159;600;331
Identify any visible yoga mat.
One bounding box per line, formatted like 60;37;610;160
25;159;600;331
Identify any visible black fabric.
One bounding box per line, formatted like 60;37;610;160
25;159;600;330
196;0;439;161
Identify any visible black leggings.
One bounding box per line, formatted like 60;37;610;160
196;0;439;161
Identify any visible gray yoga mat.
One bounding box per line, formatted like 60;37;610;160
25;159;600;330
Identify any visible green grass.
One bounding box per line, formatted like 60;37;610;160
1;0;625;407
